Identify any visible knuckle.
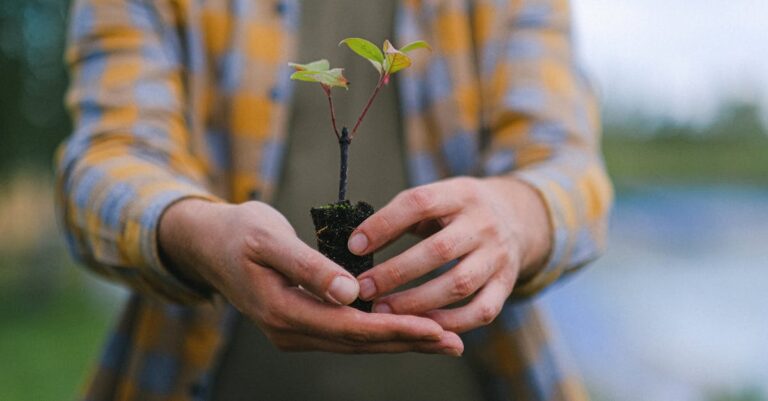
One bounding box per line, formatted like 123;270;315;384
341;315;374;343
451;271;476;299
368;213;394;240
406;187;435;215
259;309;289;332
384;263;406;287
391;297;419;314
257;296;293;331
496;249;513;269
430;236;457;263
477;302;501;325
243;233;265;260
479;220;502;240
345;329;373;344
295;250;324;284
465;191;481;204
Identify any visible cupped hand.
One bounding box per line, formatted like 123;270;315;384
158;199;463;355
348;177;551;333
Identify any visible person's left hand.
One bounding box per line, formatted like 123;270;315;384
348;176;552;334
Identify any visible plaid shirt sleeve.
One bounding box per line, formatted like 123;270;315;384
479;0;613;296
55;0;221;304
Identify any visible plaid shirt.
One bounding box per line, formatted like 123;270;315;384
56;0;612;400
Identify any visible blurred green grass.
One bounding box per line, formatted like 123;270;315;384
0;176;121;401
603;101;768;187
604;134;768;187
0;266;117;401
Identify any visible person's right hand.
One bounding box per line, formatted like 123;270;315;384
158;198;463;355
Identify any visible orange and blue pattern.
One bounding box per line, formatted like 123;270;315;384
56;0;611;400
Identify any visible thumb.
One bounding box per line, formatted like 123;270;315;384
258;235;359;305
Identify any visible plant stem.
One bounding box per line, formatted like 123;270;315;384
338;127;350;202
350;76;386;139
334;75;387;201
323;86;340;140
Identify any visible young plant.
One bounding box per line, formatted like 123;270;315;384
289;38;430;311
289;38;430;202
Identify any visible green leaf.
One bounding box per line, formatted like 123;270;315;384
288;59;330;72
339;38;384;62
289;68;349;89
399;40;432;54
382;40;412;75
339;37;384;75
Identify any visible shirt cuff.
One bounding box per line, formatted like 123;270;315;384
510;167;588;298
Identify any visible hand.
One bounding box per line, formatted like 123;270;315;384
158;199;463;355
348;177;551;333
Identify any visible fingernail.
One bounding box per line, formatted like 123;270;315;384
348;233;368;255
373;302;391;314
327;276;358;305
359;278;377;300
442;348;462;357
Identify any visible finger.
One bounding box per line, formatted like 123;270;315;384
255;234;359;306
281;286;446;343
269;331;464;356
348;183;463;256
410;219;443;238
424;273;514;333
374;248;498;314
356;218;481;300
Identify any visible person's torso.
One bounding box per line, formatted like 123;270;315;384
210;2;485;399
77;2;589;400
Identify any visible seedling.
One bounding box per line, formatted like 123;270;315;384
289;38;430;311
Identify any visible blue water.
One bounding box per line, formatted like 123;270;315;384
543;186;768;401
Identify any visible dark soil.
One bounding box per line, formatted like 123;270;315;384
311;200;374;312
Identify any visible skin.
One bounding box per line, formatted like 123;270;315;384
350;176;551;334
158;176;550;354
159;199;463;355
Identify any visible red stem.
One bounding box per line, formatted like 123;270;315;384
323;86;340;140
350;75;386;139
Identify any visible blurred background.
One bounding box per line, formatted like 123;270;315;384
0;1;766;400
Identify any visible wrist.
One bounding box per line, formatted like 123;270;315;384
158;197;227;294
482;176;553;279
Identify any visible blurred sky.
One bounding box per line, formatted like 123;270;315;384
572;0;768;125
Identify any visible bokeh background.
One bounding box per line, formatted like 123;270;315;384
1;1;766;400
